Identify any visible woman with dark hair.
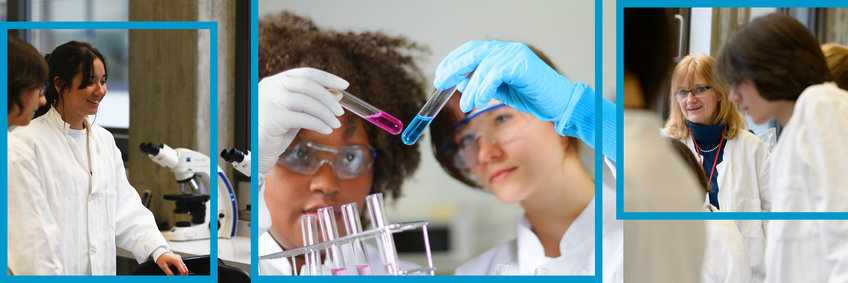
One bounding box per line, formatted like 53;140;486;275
8;41;187;275
256;12;426;275
715;12;848;283
7;36;48;129
428;43;622;278
6;35;54;274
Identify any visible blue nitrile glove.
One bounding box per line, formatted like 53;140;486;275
433;40;617;163
434;40;588;127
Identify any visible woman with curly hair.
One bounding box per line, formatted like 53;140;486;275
256;11;427;275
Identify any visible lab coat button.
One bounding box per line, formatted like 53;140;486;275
89;247;96;254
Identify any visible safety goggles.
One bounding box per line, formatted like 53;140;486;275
441;104;532;169
277;140;377;180
674;85;713;101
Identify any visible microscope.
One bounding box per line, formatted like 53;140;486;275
140;142;238;241
220;148;250;177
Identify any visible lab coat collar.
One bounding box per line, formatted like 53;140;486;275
44;106;92;133
44;106;96;175
516;197;596;274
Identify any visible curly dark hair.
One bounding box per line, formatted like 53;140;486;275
259;11;428;200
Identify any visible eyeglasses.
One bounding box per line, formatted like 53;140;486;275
441;104;532;169
277;140;377;180
674;86;712;100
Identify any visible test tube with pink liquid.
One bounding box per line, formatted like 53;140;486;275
341;203;373;275
317;207;349;275
329;89;404;135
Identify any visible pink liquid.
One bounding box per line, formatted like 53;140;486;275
331;267;348;276
366;112;403;135
383;262;397;275
356;264;373;275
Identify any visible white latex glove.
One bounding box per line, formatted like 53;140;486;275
258;67;349;177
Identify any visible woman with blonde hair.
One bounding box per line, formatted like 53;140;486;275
664;54;770;283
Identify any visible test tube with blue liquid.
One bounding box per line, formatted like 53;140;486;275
317;207;348;275
401;85;459;145
329;89;404;135
341;203;372;275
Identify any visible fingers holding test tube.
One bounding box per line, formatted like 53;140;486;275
433;40;585;123
329;89;404;135
258;67;349;176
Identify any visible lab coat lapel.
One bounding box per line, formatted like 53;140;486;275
46;108;91;178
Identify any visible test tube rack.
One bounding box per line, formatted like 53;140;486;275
258;221;436;275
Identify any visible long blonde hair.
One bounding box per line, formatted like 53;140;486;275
664;54;746;140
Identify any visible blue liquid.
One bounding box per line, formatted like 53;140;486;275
401;115;433;145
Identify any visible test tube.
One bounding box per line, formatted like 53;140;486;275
401;85;459;145
341;203;372;275
300;215;321;275
365;193;400;275
329;89;404;135
317;207;348;275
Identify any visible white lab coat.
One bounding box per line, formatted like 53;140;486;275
258;231;420;275
454;186;623;280
702;205;752;283
765;83;848;283
7;107;169;275
679;130;770;282
622;109;706;283
7;133;64;274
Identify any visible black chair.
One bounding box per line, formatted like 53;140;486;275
134;255;250;283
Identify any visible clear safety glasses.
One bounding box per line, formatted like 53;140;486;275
441;104;532;169
277;140;377;180
674;85;713;101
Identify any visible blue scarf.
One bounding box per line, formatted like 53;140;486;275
686;120;727;209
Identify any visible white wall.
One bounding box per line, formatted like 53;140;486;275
259;0;595;273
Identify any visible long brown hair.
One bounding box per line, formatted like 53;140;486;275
716;13;832;102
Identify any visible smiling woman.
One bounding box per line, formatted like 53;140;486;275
7;40;187;275
662;53;771;282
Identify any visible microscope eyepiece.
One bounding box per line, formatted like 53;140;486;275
139;142;161;155
220;148;246;163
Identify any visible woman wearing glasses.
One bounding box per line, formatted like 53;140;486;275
428;46;622;278
663;54;770;282
256;12;426;275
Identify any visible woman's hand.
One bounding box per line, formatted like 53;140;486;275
258;67;348;176
156;251;188;275
434;40;587;123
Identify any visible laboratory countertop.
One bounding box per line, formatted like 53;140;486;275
117;236;251;272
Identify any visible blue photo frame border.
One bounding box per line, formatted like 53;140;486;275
250;0;605;282
615;0;848;221
1;21;218;282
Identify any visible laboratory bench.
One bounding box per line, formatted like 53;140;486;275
117;236;250;274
